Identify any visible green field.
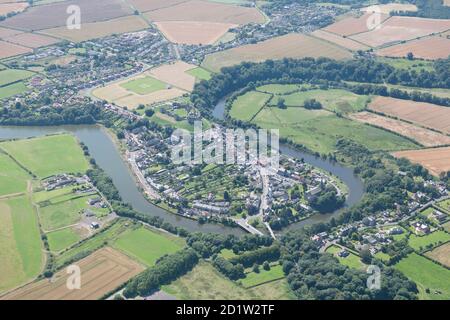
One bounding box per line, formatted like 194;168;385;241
0;196;43;292
0;153;30;196
38;196;90;231
436;199;450;213
376;57;434;72
269;89;369;113
219;248;238;259
229;91;271;121
326;245;363;269
113;227;184;266
32;185;80;204
444;222;450;233
163;260;293;299
0;68;34;87
408;231;450;252
47;227;82;252
257;84;305;95
395;253;450;300
186;67;212;81
240;265;285;288
252;106;417;154
0;82;29;100
121;76;166;95
0;134;90;178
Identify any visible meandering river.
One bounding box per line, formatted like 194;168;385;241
0;112;364;235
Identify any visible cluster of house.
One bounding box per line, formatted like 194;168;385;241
158;101;202;124
43;174;89;191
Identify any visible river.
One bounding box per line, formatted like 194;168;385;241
0;110;364;235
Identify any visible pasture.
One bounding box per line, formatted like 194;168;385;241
408;231;450;252
251;105;417;154
0;134;90;178
240;265;285;288
0;152;30;196
368;96;450;134
202;33;352;73
425;243;450;268
0;68;33;87
230;91;271;121
1;247;144;300
46;227;84;253
392;147;450;177
0;196;43;293
395;253;450;300
350;112;450;147
113;226;184;266
186;67;212;81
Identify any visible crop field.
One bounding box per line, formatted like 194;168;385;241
311;29;370;51
408;231;450;252
1;247;145;300
155;21;236;45
0;40;31;59
240;265;285;288
121;76;167;95
113;226;185;266
349;16;450;48
230;91;271;121
350;112;450;147
361;3;417;14
0;152;30;196
202;33;352;72
3;32;59;49
127;0;188;13
368;96;450;134
376;35;450;60
269;88;369;114
186;67;211;81
0;196;43;293
425;243;450;268
395;253;450;300
325;245;363;269
0;68;33;86
148;61;198;91
322;13;389;37
42;15;149;42
250;105;417;154
0;2;28;16
144;0;265;25
0;134;89;178
392;147;450;177
0;0;133;31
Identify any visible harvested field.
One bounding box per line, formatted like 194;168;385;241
350;112;450;147
445;0;450;6
1;247;145;300
127;0;188;12
0;0;133;31
376;35;450;60
0;40;31;59
361;3;417;14
149;61;197;91
155;21;236;45
0;26;22;38
425;243;450;268
392;147;450;176
202;33;352;72
368;96;450;134
311;29;370;51
4;32;59;48
92;69;188;109
0;2;28;16
41;15;149;42
350;16;450;48
144;0;265;25
322;13;389;36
